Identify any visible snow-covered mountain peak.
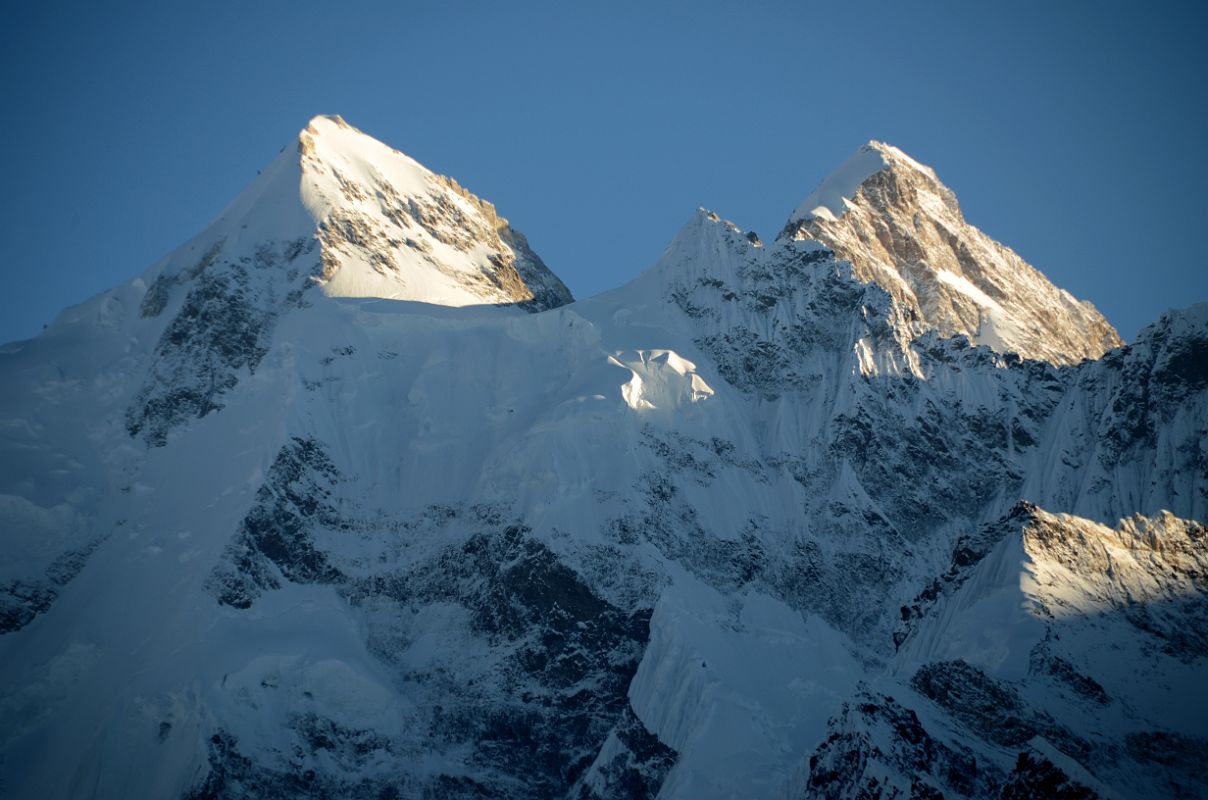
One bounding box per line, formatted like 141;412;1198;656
788;140;933;224
612;209;767;302
291;115;571;311
661;207;762;261
862;138;931;167
138;113;571;322
780;142;1122;365
297;114;429;199
67;115;573;446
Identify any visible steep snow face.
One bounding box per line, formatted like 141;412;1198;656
782;141;1122;365
0;129;1206;800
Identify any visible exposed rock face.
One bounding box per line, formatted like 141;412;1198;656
0;536;102;634
206;437;345;609
0;126;1204;799
805;692;999;799
127;257;287;447
781;141;1122;365
1000;753;1100;800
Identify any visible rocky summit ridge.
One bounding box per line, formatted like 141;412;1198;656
782;140;1123;365
0;118;1204;800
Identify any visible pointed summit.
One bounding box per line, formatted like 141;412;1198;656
781;142;1121;365
122;116;571;445
788;140;936;224
147;114;571;319
295;115;572;311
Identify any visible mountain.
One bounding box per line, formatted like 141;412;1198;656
0;120;1205;800
129;114;570;448
781;141;1122;365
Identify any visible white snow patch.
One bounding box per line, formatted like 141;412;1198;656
933;268;1004;313
608;350;714;411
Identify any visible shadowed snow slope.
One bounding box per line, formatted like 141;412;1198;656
0;125;1205;800
782;141;1123;365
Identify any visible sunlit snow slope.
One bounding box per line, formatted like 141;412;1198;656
0;121;1205;800
148;114;571;316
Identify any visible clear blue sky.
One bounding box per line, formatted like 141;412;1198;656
2;0;1206;344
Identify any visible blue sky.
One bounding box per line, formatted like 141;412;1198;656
1;0;1205;344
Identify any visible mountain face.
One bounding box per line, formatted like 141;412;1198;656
125;114;571;448
781;141;1123;365
1;120;1205;800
